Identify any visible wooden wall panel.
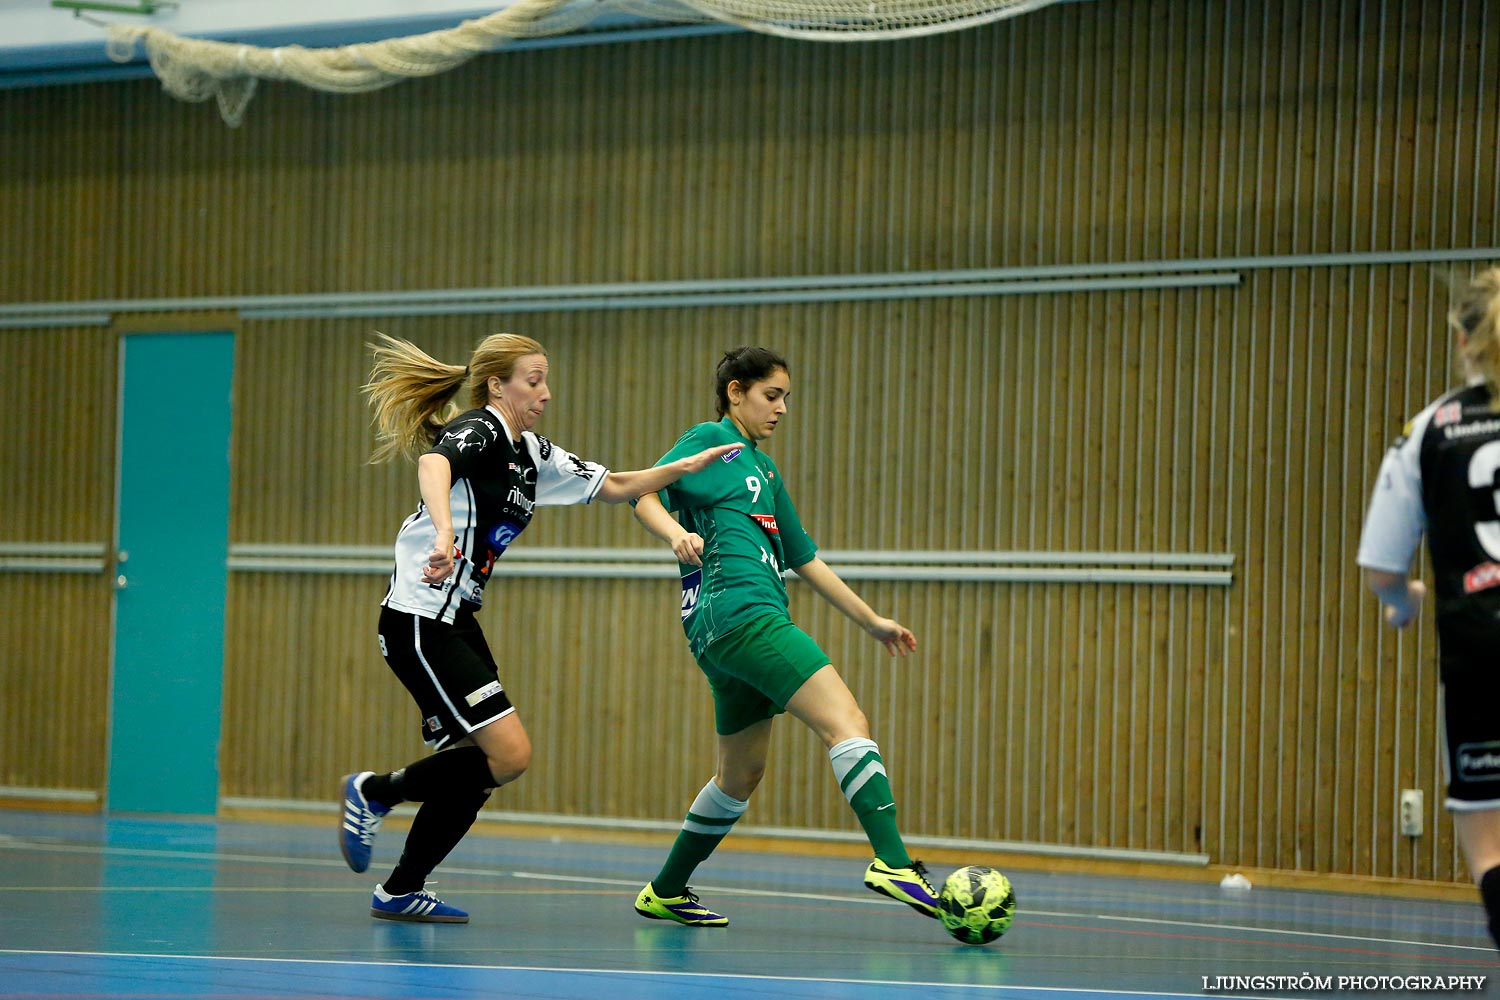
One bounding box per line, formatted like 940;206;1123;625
2;0;1497;885
4;3;1499;299
215;277;1446;876
0;328;117;540
0;575;111;793
0;90;122;303
0;328;117;793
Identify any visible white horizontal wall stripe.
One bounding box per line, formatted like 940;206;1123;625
228;543;1235;566
0;273;1239;323
241;275;1242;319
0;558;106;573
0;541;1234;582
224;558;397;575
827;567;1233;585
219;796;1210;866
0;313;111;329
0;785;98;802
221;557;1231;585
0;542;109;573
0;246;1496;318
0;543;107;556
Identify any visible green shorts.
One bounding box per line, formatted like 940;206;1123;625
697;613;831;735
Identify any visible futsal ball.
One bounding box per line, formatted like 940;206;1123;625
936;865;1016;945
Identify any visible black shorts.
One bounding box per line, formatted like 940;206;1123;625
1442;666;1500;809
378;604;515;750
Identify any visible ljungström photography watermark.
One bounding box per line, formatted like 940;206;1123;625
1200;973;1487;993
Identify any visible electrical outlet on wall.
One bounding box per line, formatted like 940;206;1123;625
1399;789;1424;837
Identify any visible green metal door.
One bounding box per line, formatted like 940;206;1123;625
108;332;234;814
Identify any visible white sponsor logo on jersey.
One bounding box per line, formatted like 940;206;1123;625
465;681;504;707
1458;742;1500;780
1444;419;1500;439
506;485;536;514
489;520;522;552
441;427;485;453
681;569;702;620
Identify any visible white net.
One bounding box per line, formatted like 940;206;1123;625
645;0;1062;40
104;0;1064;126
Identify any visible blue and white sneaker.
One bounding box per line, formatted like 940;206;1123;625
370;884;469;923
339;771;390;874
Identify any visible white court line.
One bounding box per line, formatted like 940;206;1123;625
511;872;1496;955
1097;914;1496;955
0;839;357;869
2;839;1488;956
0;948;1264;999
0;840;899;903
511;869;902;904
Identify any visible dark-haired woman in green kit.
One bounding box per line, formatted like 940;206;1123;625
630;346;936;928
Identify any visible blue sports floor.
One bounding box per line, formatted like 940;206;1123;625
0;808;1496;999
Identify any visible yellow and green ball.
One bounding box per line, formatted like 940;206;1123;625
936;865;1016;945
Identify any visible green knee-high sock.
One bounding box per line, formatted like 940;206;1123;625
829;737;911;867
652;779;748;897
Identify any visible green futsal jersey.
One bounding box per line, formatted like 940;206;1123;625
654;418;818;658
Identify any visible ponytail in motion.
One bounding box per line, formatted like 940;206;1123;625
364;331;547;463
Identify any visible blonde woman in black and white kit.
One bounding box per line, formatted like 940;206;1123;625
1358;269;1500;951
340;332;736;923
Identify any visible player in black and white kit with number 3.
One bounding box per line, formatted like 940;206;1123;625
1358;269;1500;952
340;332;736;923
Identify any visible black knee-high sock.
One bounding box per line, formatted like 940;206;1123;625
1480;866;1500;951
364;745;495;807
383;789;492;896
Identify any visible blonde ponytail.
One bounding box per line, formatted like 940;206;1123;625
363;333;468;464
1449;268;1500;413
363;331;549;463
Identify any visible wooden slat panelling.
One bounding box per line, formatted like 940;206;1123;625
0;327;117;792
0;575;111;792
1;0;1496;886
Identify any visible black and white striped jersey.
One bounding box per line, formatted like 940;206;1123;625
1359;379;1500;661
382;405;608;623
